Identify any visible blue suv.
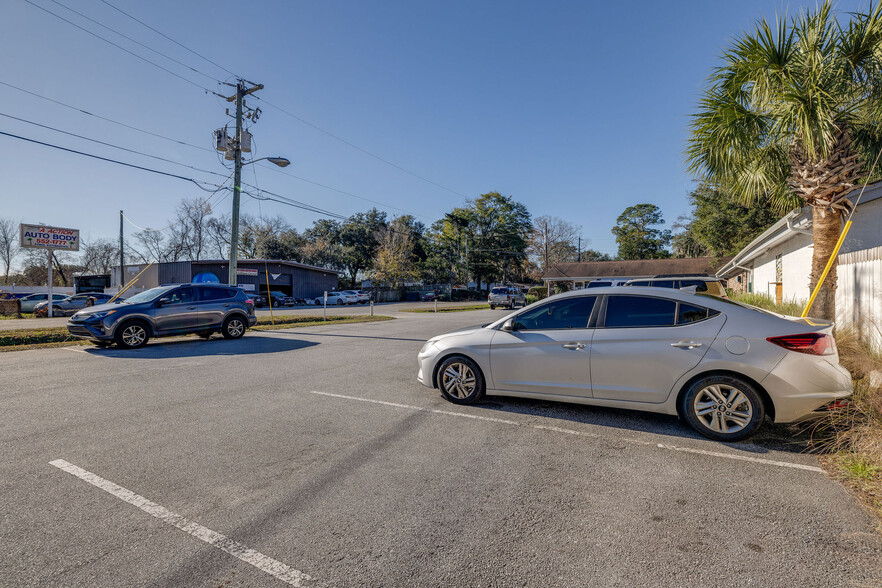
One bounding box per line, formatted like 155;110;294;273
66;284;257;349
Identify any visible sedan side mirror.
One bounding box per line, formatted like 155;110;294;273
158;297;171;306
501;318;516;332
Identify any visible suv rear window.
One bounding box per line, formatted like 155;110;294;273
491;288;508;294
199;286;236;301
679;279;710;292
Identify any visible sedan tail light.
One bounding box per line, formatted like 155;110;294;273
767;333;835;356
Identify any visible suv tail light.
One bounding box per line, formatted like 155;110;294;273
767;333;835;356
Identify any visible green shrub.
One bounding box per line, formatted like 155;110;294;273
731;293;805;317
527;286;548;300
525;295;538;305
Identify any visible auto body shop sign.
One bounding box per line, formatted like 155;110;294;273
20;224;80;251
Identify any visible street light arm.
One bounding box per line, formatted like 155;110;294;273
241;156;290;168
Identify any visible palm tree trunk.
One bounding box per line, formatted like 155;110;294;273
807;207;842;321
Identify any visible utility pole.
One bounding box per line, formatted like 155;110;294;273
223;80;263;286
119;210;125;289
544;220;549;273
578;236;581;263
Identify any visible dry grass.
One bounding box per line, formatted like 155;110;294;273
731;294;882;519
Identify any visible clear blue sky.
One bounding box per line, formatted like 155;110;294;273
1;0;874;261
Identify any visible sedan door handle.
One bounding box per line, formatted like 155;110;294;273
671;340;702;349
562;342;586;350
187;306;196;310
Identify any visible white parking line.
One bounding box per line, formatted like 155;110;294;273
308;391;824;473
49;459;311;586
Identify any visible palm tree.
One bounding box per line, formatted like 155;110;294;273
687;2;882;320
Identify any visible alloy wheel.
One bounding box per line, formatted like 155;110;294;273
441;362;477;399
226;319;244;337
692;384;753;435
122;325;147;347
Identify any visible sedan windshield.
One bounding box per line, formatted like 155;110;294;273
123;286;175;304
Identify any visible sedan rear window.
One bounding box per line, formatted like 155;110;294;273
605;296;676;328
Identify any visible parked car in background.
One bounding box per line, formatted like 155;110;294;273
34;293;117;317
266;291;293;307
585;279;629;288
623;275;728;298
316;292;350;305
19;293;68;313
488;286;526;310
247;293;267;308
67;284;257;349
417;287;852;441
355;290;371;304
341;290;361;305
421;291;439;302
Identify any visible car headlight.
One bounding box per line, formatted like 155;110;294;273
82;310;118;320
419;340;437;354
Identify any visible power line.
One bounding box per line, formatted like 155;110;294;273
0;111;229;179
0;129;223;191
240;184;348;220
29;0;470;205
97;0;239;78
22;0;218;94
45;0;221;84
0;80;215;153
254;161;437;220
0;80;437;221
258;97;470;199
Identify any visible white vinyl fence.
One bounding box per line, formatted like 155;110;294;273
837;245;882;351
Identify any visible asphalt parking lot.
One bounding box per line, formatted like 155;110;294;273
1;309;881;587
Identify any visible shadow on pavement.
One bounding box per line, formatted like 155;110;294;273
83;335;319;359
270;331;426;343
472;395;811;455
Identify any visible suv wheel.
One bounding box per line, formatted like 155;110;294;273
115;320;150;349
222;315;246;339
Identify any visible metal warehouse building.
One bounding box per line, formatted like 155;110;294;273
114;260;340;299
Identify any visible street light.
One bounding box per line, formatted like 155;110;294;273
242;156;291;168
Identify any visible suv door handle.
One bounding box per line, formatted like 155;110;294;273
562;342;586;350
671;340;702;349
223;304;231;307
187;306;196;310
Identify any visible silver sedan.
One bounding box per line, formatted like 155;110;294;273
417;287;852;441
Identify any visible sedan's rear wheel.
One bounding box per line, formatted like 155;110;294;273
681;375;764;441
438;356;485;405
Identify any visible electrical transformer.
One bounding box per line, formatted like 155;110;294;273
214;129;229;152
240;130;253;153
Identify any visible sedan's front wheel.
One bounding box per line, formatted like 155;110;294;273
681;375;764;441
438;356;485;405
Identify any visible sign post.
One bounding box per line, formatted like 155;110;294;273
19;224;80;317
323;291;327;322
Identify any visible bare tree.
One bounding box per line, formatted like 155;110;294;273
527;216;583;277
0;217;19;284
205;215;231;259
169;198;212;261
79;237;119;274
238;214;290;259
